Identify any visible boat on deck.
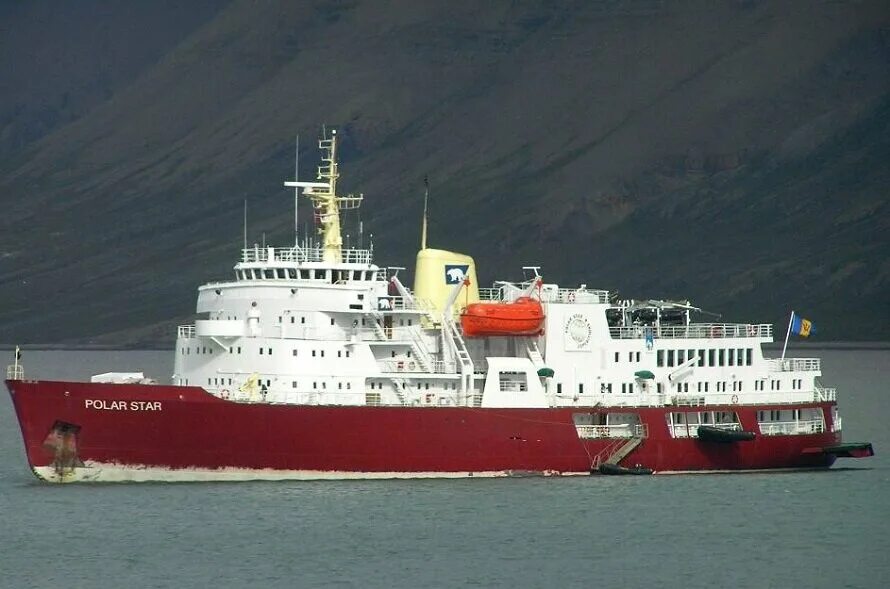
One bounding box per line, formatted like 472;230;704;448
460;296;545;337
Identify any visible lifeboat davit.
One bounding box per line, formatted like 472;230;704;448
460;296;545;337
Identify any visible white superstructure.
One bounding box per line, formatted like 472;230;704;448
173;130;831;418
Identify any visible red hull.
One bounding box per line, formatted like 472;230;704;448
6;379;843;481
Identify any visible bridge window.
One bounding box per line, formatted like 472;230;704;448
728;349;734;366
697;350;705;367
746;349;753;365
678;350;685;364
667;350;675;367
614;352;620;363
657;350;664;367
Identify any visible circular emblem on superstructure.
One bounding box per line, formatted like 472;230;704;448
565;314;592;347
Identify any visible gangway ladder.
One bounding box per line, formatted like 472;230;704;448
591;425;649;470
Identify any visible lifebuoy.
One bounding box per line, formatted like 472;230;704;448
408;361;416;371
731;394;739;404
220;389;230;399
567;291;576;303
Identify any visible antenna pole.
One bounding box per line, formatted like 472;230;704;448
421;175;429;249
294;134;300;245
243;199;247;253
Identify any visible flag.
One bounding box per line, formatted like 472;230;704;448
791;313;815;337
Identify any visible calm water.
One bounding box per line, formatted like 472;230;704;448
1;349;887;589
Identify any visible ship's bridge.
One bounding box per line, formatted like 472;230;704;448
233;245;385;283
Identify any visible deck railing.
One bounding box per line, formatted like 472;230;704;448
816;387;837;402
241;246;373;265
759;419;825;436
478;287;610;304
610;323;772;340
575;423;646;439
767;358;821;372
6;364;23;380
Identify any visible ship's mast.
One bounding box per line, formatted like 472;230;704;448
284;129;362;263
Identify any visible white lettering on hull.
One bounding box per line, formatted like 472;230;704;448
84;400;162;411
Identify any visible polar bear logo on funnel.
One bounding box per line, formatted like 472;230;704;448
444;265;469;284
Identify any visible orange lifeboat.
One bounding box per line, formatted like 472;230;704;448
460;296;545;337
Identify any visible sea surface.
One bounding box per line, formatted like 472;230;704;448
0;349;887;589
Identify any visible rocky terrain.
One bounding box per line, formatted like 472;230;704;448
0;0;887;345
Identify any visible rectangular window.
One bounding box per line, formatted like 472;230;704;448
728;349;734;366
237;347;242;354
312;350;316;357
622;383;627;394
579;384;584;394
557;383;562;394
259;348;263;355
657;350;664;367
268;348;272;355
628;352;633;362
330;318;335;326
614;352;620;363
678;350;685;365
291;316;295;324
708;349;715;366
746;349;753;366
629;383;634;394
301;317;306;324
292;381;297;388
697;350;705;367
668;350;675;367
718;349;725;366
292;350;298;357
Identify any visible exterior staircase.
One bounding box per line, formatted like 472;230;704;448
591;425;649;470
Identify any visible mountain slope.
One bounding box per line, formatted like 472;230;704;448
0;0;887;345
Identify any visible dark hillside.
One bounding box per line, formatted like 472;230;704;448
0;0;887;345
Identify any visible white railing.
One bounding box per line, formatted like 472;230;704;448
178;325;196;339
610;323;772;340
767;358;821;372
832;416;842;432
575;423;645;439
377;296;435;313
241;246;373;265
544;288;610;304
6;364;24;380
759;419;825;436
478;288;502;301
815;387;836;402
378;359;454;374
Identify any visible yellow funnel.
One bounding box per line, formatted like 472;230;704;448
413;248;480;320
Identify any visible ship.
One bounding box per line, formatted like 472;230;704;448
4;129;874;483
